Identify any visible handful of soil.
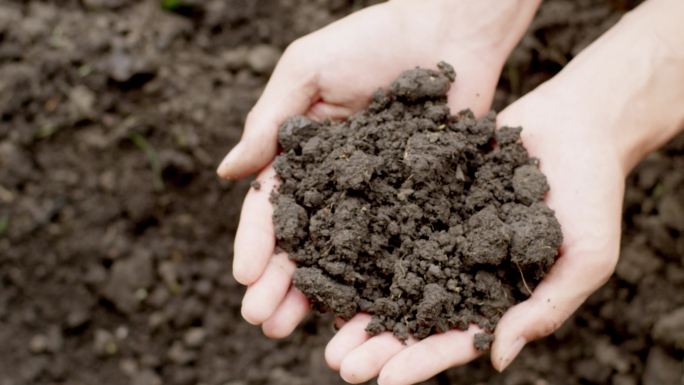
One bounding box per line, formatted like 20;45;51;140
271;62;562;350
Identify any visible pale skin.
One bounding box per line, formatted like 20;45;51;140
217;0;684;384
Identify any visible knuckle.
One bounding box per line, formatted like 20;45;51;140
284;37;308;58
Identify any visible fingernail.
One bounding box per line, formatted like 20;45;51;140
217;143;242;178
498;337;526;372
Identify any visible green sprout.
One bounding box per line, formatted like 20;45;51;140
161;0;182;11
129;132;164;191
0;214;9;236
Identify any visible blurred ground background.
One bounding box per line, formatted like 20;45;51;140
0;0;682;384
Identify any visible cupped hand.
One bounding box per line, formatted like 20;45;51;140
218;0;539;343
325;70;626;385
222;0;684;383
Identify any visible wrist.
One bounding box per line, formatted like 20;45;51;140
538;0;684;173
617;0;684;168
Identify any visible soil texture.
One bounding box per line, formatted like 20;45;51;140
1;0;683;384
272;63;562;344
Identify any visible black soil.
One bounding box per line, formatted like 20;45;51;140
272;63;562;345
3;1;684;384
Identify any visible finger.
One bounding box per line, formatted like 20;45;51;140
378;327;481;385
325;314;372;371
340;333;406;384
306;101;355;121
232;166;278;285
491;244;619;372
218;41;319;179
262;287;310;339
241;253;295;325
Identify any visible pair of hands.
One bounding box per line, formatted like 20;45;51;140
218;0;684;384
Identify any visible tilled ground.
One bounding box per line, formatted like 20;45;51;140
0;0;682;384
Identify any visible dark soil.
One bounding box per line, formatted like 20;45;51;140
272;63;562;345
1;0;683;384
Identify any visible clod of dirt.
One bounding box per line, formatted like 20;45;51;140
642;347;683;385
246;44;282;74
101;250;155;314
102;48;156;87
272;63;562;347
652;306;684;350
474;332;495;351
82;0;130;9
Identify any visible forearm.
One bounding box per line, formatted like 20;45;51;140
620;0;684;165
540;0;684;172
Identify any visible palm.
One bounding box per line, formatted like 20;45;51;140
220;2;546;385
228;1;509;338
322;89;625;385
221;1;648;383
293;3;503;121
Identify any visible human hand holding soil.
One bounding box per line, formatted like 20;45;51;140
324;0;684;378
488;0;684;375
216;0;540;338
217;0;684;384
218;0;540;178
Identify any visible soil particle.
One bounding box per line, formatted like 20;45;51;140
250;180;261;191
474;332;495;352
3;1;681;384
183;327;207;349
246;44;282;74
168;341;196;365
278;115;321;152
461;205;511;266
103;48;156;85
652;306;684;350
82;0;130;9
131;370;162;385
272;63;562;343
102;250;155;314
93;329;117;357
642;347;683;385
595;339;631;373
574;358;613;384
616;237;663;284
292;267;358;319
613;374;639;385
658;192;684;232
512;164;549;205
29;335;49;354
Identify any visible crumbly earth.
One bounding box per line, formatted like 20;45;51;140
3;0;684;384
272;63;562;345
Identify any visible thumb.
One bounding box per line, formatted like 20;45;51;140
217;41;319;179
491;242;619;371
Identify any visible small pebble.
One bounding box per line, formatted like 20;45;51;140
246;44;281;74
183;327;206;348
29;334;48;354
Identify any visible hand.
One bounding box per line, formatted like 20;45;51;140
326;0;684;383
218;0;540;345
323;89;628;385
322;46;626;385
